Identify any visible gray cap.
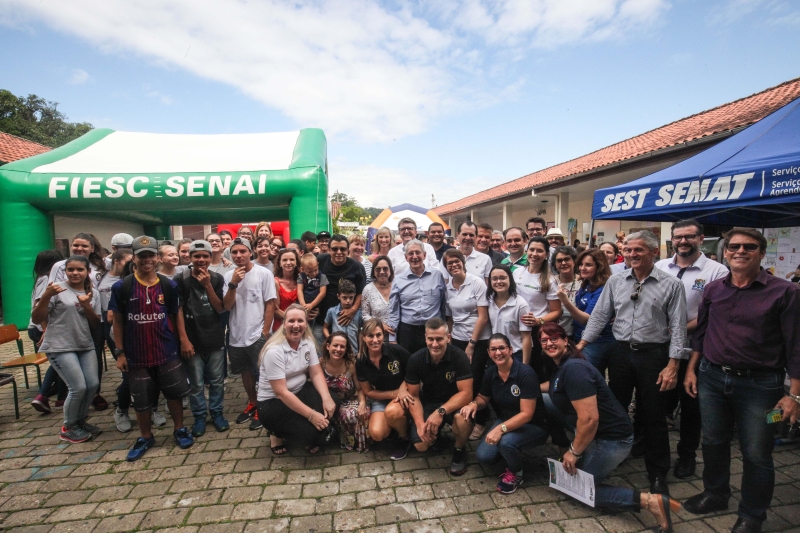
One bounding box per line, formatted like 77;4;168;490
230;237;252;252
189;240;213;255
111;233;134;247
131;235;158;255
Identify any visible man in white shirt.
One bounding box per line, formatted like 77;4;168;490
655;219;728;480
223;238;277;431
387;217;439;274
439;220;491;283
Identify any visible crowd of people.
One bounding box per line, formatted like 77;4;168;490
24;215;800;533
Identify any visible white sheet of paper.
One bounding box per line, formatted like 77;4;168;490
548;458;596;508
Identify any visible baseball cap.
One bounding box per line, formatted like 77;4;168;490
230;237;252;251
189;240;213;255
317;231;331;240
131;235;158;255
111;233;134;247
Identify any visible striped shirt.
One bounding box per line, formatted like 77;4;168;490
109;274;180;368
581;266;687;360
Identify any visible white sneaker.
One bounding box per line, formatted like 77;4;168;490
151;409;167;427
114;408;132;433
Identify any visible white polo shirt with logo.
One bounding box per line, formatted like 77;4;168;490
439;249;492;282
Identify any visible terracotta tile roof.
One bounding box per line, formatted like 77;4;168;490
435;77;800;215
0;132;51;164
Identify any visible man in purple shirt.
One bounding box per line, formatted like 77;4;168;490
684;228;800;533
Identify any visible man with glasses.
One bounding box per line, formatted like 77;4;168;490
388;217;439;274
501;227;528;273
223;237;277;431
317;231;332;254
439;220;492;284
682;228;800;533
655;219;728;479
316;234;367;344
427;222;452;262
577;230;687;496
525;217;547;241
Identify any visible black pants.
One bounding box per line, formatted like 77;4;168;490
397;323;427;356
92;323;105;394
259;381;342;448
528;326;570;448
608;341;671;478
452;338;490;426
669;358;701;461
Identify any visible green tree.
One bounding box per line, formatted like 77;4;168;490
0;89;93;148
330;191;381;225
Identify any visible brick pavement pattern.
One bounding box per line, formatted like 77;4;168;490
2;342;800;532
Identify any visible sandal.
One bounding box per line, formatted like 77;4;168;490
646;493;680;533
306;445;320;454
469;424;485;441
270;436;287;455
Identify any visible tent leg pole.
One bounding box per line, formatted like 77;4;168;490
589;219;595;248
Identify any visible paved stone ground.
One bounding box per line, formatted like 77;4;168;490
2;341;800;533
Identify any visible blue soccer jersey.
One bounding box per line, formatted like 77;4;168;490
109;274;180;368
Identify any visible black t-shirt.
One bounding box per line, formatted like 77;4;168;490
175;269;226;352
356;343;410;392
432;243;453;262
549;357;632;441
479;359;543;423
405;344;472;405
317;254;367;324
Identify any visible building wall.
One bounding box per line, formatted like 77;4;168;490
54;215;144;250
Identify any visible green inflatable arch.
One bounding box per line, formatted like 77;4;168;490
0;127;330;327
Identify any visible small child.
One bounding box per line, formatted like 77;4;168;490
297;254;328;312
323;279;363;352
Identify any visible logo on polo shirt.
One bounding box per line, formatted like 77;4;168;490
445;371;455;382
692;278;706;292
511;385;520;397
96;272;102;282
304;351;310;362
387;361;400;374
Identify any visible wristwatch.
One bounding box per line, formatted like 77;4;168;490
538;318;545;326
113;348;125;357
227;282;239;289
468;339;477;345
437;407;447;417
500;423;508;433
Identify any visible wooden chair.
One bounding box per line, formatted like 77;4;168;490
0;325;48;389
0;373;20;419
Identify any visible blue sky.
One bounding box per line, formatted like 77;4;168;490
1;0;799;210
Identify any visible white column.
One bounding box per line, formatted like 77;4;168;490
172;226;183;240
558;192;570;233
203;224;212;237
502;202;509;230
470;209;475;222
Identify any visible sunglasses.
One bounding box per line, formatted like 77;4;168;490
630;282;642;302
330;247;348;252
555;258;573;264
725;243;760;252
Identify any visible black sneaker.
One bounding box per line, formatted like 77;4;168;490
449;447;468;476
496;468;523;494
390;438;411;460
236;403;257;424
249;411;263;431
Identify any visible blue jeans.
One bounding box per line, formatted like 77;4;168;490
475;419;549;473
47;350;99;428
185;349;225;419
697;358;784;524
545;396;639;511
579;340;614;377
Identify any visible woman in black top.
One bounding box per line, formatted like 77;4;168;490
539;323;680;532
456;333;549;494
356;318;413;443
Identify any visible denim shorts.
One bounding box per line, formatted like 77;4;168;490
371;399;390;413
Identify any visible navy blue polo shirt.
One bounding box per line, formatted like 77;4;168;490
405;344;472;405
479;359;546;425
550;357;632;441
356;343;410;392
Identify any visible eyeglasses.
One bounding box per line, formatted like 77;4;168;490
490;276;509;282
725;243;760;252
630;282;642;302
207;239;222;244
539;337;561;345
399;227;416;233
446;261;462;267
555;258;573;264
488;346;510;353
374;267;390;272
330;247;347;252
672;234;698;241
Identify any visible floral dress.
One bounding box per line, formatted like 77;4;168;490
324;367;370;452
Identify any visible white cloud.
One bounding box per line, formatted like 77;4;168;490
1;0;667;141
68;68;89;84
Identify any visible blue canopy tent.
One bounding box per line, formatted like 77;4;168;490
591;96;800;227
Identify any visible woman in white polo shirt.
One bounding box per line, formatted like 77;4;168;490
257;304;340;455
442;249;492;440
487;265;532;364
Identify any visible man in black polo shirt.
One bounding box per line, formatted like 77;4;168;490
316;234;367;343
398;318;472;469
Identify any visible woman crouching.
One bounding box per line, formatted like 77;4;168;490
257;303;341;455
